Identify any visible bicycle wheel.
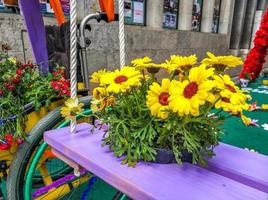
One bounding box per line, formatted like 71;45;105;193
7;96;126;200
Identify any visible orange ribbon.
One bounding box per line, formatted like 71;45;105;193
50;0;66;26
98;0;115;22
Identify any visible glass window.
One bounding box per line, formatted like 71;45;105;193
124;0;146;25
212;0;221;33
192;0;203;31
40;0;70;15
0;0;19;13
162;0;179;29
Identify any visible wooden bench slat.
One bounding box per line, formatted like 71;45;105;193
208;142;268;193
44;123;267;200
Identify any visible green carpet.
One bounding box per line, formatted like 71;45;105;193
221;79;268;155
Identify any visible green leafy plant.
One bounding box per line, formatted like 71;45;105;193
0;52;69;149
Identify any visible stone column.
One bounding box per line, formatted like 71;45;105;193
229;0;248;55
146;0;164;29
178;0;194;30
219;0;235;34
240;0;258;51
257;0;267;10
250;0;267;47
200;0;215;33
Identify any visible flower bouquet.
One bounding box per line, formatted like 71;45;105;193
0;52;70;150
63;52;250;167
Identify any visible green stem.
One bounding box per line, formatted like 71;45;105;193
151;73;156;82
169;71;176;81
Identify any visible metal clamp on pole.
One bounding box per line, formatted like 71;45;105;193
79;12;119;91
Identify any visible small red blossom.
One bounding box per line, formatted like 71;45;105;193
16;138;24;145
16;69;23;76
5;82;14;91
5;134;15;145
50;79;70;97
0;143;10;151
12;76;20;84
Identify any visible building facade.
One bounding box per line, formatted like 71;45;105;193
0;0;267;78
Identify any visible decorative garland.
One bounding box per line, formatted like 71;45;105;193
240;8;268;81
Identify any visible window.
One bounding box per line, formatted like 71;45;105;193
0;0;19;13
124;0;146;25
212;0;221;33
163;0;179;29
40;0;70;15
192;0;203;31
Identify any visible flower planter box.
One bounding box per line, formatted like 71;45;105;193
44;123;268;200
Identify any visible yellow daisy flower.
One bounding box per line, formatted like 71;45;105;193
90;69;107;84
100;66;142;94
214;75;248;105
201;52;243;72
91;96;116;113
146;79;171;119
93;87;107;100
131;56;154;70
61;98;84;120
169;65;215;116
215;97;249;115
162;55;197;73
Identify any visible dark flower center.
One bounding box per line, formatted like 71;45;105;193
114;75;128;84
159;92;170;105
183;82;198;99
224;84;236;93
221;97;230;103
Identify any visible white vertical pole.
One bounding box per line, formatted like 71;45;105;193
70;0;77;134
118;0;126;68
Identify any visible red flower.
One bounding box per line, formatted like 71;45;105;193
0;143;10;151
5;82;14;91
0;89;3;96
12;76;20;84
50;78;70;97
5;134;15;145
16;69;23;76
16;138;24;145
240;8;268;80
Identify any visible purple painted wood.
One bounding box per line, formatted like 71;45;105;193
32;169;87;198
44;123;267;200
208;143;268;193
19;0;49;75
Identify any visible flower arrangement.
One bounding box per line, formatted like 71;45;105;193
62;52;250;167
240;8;268;81
0;52;70;150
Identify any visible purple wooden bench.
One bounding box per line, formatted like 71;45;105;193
44;123;268;200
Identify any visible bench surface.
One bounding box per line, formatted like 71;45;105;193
44;123;268;200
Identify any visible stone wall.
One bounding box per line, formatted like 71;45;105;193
0;13;57;62
0;12;231;77
85;23;229;75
